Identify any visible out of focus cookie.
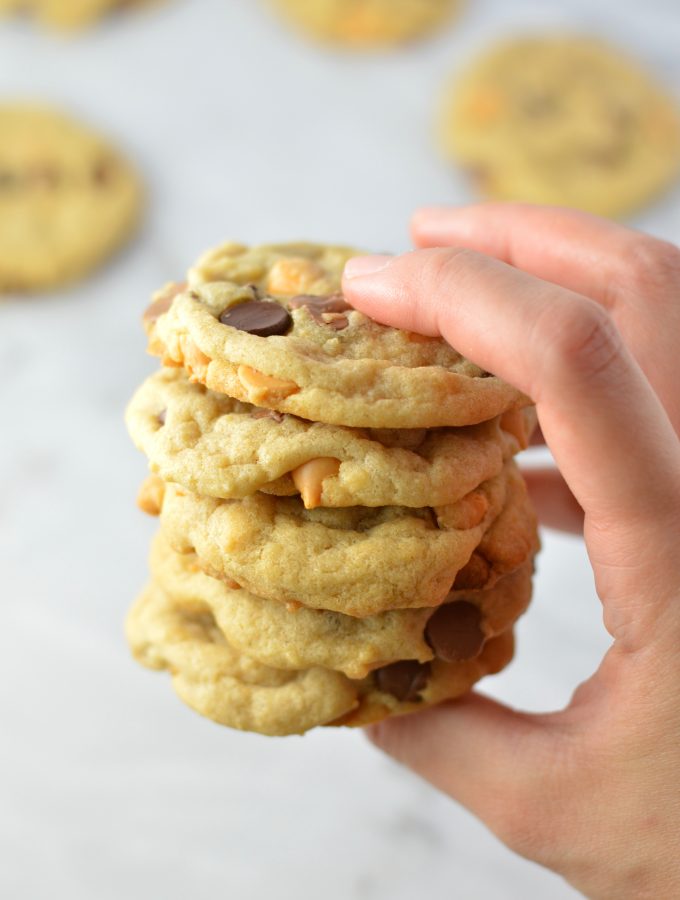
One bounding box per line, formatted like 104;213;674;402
0;105;141;292
267;0;461;47
145;242;529;427
126;582;514;735
151;529;534;679
440;37;680;218
0;0;157;30
126;366;535;507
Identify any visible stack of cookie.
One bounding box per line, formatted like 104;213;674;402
125;242;539;736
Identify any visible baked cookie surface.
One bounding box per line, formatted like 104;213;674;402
150;529;534;679
150;461;537;616
0;0;156;30
0;105;141;292
145;242;529;428
440;37;680;218
268;0;460;47
126;366;535;507
127;582;514;736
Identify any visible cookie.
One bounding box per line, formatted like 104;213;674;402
0;105;141;292
150;529;534;679
440;37;680;218
0;0;156;30
126;366;536;508
126;582;514;735
144;242;530;428
150;462;538;617
267;0;460;48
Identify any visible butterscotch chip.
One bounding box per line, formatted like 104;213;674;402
291;457;342;509
136;474;165;516
236;365;299;404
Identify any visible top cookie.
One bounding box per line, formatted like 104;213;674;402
0;105;141;292
440;37;680;218
268;0;460;48
145;242;529;428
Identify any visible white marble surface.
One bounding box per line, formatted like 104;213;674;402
1;2;679;898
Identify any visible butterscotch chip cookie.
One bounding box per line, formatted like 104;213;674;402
439;37;680;218
145;242;529;428
0;105;141;292
0;0;158;30
126;582;515;735
151;464;533;617
151;529;534;679
127;366;536;508
267;0;461;48
126;583;359;736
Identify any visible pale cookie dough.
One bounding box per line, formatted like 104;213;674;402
144;242;530;428
440;36;680;218
0;0;158;30
153;465;522;617
126;366;536;507
150;529;535;679
0;105;141;292
127;582;515;735
268;0;461;48
126;584;358;736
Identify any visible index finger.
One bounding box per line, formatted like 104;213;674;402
342;248;680;532
411;204;680;430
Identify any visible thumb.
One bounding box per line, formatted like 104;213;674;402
366;693;560;845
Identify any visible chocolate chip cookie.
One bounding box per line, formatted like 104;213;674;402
267;0;461;48
127;581;515;736
440;37;680;218
126;366;535;508
0;105;141;292
0;0;158;30
145;242;530;428
149;462;537;616
150;529;535;679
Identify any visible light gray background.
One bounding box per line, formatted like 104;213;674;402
1;2;679;898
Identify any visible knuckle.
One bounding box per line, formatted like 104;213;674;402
621;236;680;296
421;246;478;290
539;300;624;383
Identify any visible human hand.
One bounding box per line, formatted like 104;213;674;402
342;204;680;900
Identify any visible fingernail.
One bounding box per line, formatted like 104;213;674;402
344;254;393;279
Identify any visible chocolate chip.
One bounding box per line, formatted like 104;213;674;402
425;602;485;663
453;552;491;590
92;159;115;185
251;409;285;422
219;300;292;336
288;292;352;323
142;282;188;326
374;660;430;702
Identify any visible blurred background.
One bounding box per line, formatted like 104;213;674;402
1;2;679;898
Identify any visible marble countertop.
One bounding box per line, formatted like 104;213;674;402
2;2;679;898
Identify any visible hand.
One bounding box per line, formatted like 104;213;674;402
342;204;680;900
